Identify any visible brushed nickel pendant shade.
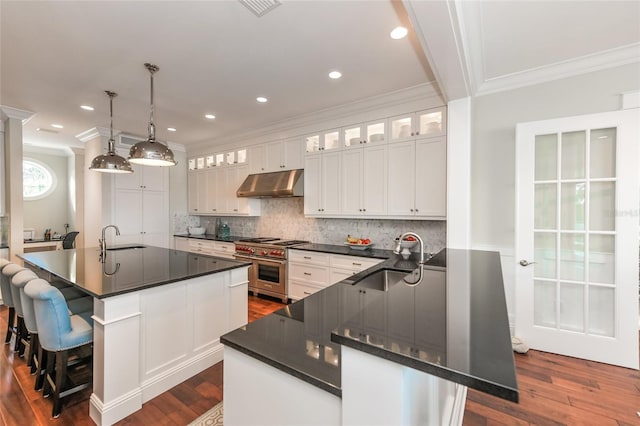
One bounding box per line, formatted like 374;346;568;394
89;91;133;174
128;63;176;167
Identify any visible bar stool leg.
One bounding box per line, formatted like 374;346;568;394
27;333;39;373
52;351;68;418
42;351;55;398
5;307;15;344
34;346;48;391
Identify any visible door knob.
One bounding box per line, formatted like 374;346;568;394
519;259;537;267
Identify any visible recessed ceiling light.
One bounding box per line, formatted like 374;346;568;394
80;105;95;111
205;114;216;120
328;71;342;79
390;26;408;40
51;124;64;129
256;97;268;103
167;127;177;132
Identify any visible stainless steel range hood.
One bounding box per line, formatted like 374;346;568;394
237;169;304;198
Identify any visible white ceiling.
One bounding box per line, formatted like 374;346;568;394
1;1;638;153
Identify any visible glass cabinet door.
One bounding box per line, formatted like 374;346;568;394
365;120;385;144
390;115;413;141
305;135;321;153
417;107;446;138
188;159;196;170
323;130;341;151
215;153;225;166
343;125;363;148
205;155;215;168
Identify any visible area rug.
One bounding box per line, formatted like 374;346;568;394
189;402;223;426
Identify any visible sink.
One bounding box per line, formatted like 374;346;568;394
106;245;146;251
352;269;409;291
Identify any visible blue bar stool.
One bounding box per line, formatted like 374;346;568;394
25;279;94;418
2;263;25;346
0;259;15;344
11;269;39;358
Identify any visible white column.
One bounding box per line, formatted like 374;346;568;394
446;97;472;249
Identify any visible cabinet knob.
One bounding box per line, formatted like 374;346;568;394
233;209;238;212
416;131;420;135
411;132;415;136
194;208;198;211
363;208;366;212
303;272;311;276
410;208;414;212
415;209;419;212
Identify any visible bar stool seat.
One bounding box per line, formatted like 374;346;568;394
25;279;93;418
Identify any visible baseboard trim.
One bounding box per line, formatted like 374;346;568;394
89;388;143;426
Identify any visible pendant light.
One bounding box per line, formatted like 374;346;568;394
89;91;133;173
128;63;176;167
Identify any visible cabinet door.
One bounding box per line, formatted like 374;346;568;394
249;145;266;174
142;165;167;191
222;167;237;213
387;141;416;215
115;163;142;190
265;141;284;172
187;171;199;214
115;189;142;238
283;137;303;170
340;148;363;215
362;144;387;215
143;191;168;235
206;169;219;214
417;106;446;138
415;137;446;217
321;151;341;215
196;171;208;213
389;114;414;142
215;168;229;213
234;165;250;214
304;154;322;215
174;237;190;252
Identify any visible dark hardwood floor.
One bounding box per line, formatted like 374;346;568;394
0;296;638;425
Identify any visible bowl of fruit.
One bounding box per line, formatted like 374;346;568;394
395;235;418;255
345;235;372;250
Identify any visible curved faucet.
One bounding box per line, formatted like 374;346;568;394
394;232;426;264
100;224;120;254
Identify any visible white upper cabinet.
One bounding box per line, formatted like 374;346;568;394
390;106;446;142
115;162;167;192
341;144;387;216
304;152;340;216
250;138;303;173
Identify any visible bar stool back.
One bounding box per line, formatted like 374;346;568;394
25;279;94;418
2;263;24;345
11;269;37;356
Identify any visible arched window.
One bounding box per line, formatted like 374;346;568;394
23;158;57;200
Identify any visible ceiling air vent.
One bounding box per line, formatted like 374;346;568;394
118;134;144;147
36;128;59;134
238;0;281;17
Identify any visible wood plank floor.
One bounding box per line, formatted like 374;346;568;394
0;297;638;425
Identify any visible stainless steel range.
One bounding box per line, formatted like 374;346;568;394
234;238;309;303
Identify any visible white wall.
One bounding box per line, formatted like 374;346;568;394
23;152;70;238
470;62;640;327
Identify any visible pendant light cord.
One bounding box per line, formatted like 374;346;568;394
145;63;159;143
105;90;117;154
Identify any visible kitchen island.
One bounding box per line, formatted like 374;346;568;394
20;246;250;426
221;248;517;425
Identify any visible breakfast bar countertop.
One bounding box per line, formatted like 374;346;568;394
221;248;518;402
19;246;251;299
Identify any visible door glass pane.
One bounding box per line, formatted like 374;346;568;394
590;128;616;178
418;111;443;136
324;131;340;150
391;116;412;140
535;134;557;181
366;122;385;143
534;233;556;278
205;155;215;168
589;234;615;284
535;183;557;229
344;127;361;147
560;234;584;281
559;283;584;332
561;182;585;230
306;135;320;152
589;181;615;231
561;131;586;179
215;153;225;166
534;280;556;327
588;285;614;337
226;151;235;165
237;149;247;164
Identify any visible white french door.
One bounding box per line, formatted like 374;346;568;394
515;109;639;369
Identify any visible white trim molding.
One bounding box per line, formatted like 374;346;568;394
0;105;35;131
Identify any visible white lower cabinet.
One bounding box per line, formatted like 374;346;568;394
288;250;383;301
173;237;236;259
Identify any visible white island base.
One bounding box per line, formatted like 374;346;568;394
223;345;467;426
89;267;249;426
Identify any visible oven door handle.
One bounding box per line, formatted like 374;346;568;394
257;258;287;265
234;255;254;262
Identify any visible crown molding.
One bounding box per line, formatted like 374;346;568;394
75;127;111;143
23;144;72;157
476;43;640;97
189;81;442;152
0;105;36;131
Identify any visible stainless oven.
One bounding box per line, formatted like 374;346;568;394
234;238;309;304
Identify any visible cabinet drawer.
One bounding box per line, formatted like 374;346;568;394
330;254;382;272
289;250;330;266
214;242;234;255
288;263;329;286
330;268;359;285
289;281;323;301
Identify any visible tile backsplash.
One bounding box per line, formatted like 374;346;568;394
190;198;446;253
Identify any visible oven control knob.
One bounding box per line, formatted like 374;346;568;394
261;250;268;256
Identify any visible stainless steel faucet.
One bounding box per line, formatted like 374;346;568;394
100;225;120;254
394;232;426;264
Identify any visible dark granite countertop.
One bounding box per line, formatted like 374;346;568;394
0;245;8;250
19;245;251;299
291;243;392;260
221;248;517;402
24;238;64;243
173;233;243;242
